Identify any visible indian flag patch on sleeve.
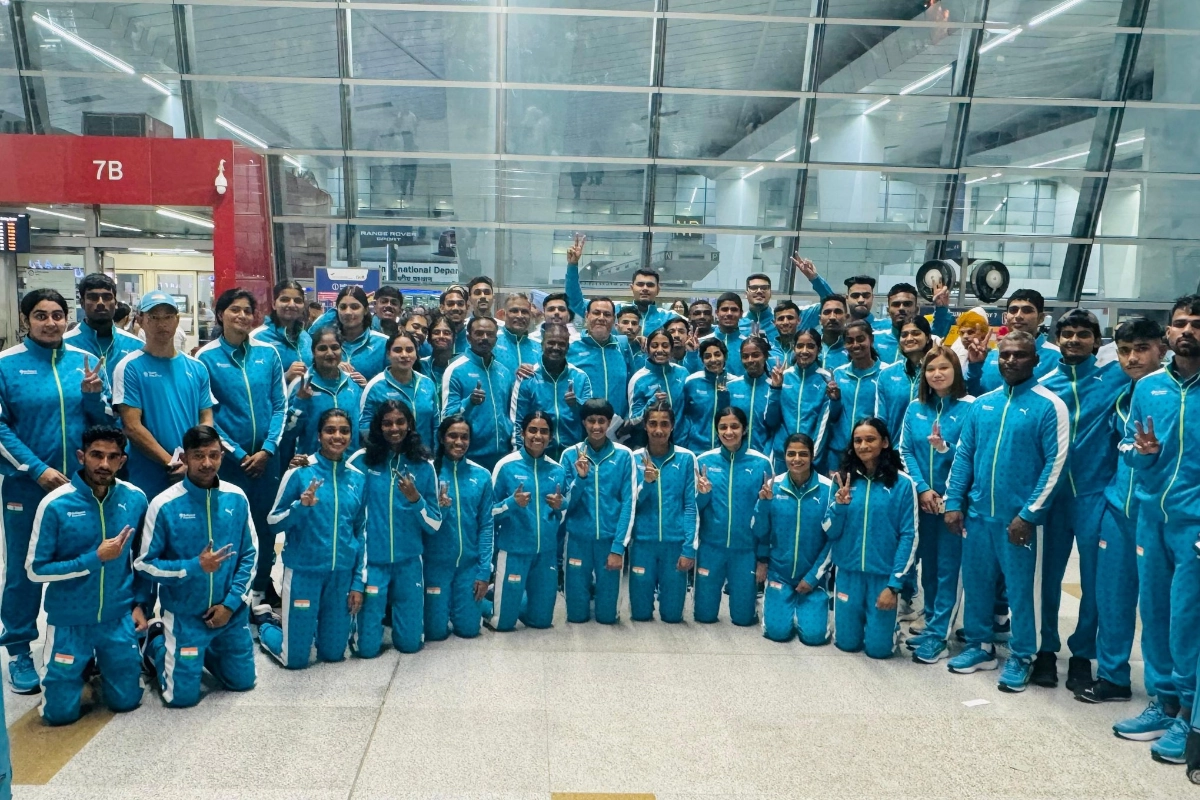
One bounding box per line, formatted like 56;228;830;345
365;586;379;596
5;503;22;512
179;647;199;659
293;599;311;609
425;586;441;595
53;653;74;665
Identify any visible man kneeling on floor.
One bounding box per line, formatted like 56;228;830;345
135;425;258;707
27;426;149;724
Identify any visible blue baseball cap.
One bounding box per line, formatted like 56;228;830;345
139;290;179;313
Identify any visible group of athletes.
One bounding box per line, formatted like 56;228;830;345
1;233;1198;781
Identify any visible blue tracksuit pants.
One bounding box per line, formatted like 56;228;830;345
628;541;688;623
1136;514;1200;710
41;616;143;725
918;512;963;641
492;550;557;632
268;567;354;669
219;457;282;593
834;570;896;659
1042;492;1102;658
961;514;1040;660
1096;504;1139;687
0;688;10;799
693;543;758;626
357;558;424;657
565;535;622;624
423;561;482;640
763;575;829;645
0;478;45;655
151;605;256;707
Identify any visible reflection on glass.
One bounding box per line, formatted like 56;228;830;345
974;29;1118;100
1088;240;1200;301
802;170;954;233
811;97;957;168
658;94;800;161
507;15;652;86
24;3;178;73
351;158;498;222
506;162;646;226
985;0;1123;28
504;229;646;287
796;235;930;289
0;78;28;133
962;103;1100;169
193;81;343;149
191;7;339;78
349;86;496;154
818;25;966;97
827;0;986;23
506;90;649;157
275;156;345;218
664;19;810;91
43;75;187;136
653;166;798;230
350;10;496;81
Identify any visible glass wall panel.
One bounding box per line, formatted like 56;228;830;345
667;0;810;15
350;157;497;222
275;155;346;219
1098;174;1200;242
192;80;342;149
818;25;968;97
1130;33;1200;105
0;13;16;70
506;89;650;158
973;28;1121;100
955;171;1083;235
810;96;958;168
1087;240;1200;301
507;14;652;87
1114;107;1198;174
97;205;213;238
190;6;339;79
659;231;794;293
653;165;798;230
663;18;810;92
985;0;1126;28
349;9;496;82
657;93;800;161
795;234;930;290
802;169;955;234
504;228;647;288
24;3;178;74
348;86;496;154
509;0;653;9
44;73;187;136
826;0;986;24
0;76;27;133
504;161;646;226
962;102;1102;169
963;237;1062;286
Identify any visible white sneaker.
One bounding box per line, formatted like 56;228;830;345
898;598;922;622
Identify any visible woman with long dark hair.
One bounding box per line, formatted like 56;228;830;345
627;327;689;439
825;417;917;659
774;328;833;468
359;331;440;448
197;287;288;608
825;319;882;473
334;286;388;384
284;326;363;461
423;415;494;640
420;311;456;389
739;336;783;459
348;401;440;657
679;338;750;455
878;315;933;441
251;279;312;383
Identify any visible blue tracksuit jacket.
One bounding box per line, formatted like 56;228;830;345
680;371;751;455
1038;355;1129;498
564;262;681;338
966;334;1061;395
773;363;833;466
871;308;953;365
568;334;633;419
510;364;593;457
877;360;921;445
0;338;107;481
346;449;441;564
559;441;637;555
756;471;834;586
824;469;918;589
627;362;689;429
821;339;850;372
197;337;288;460
342;328;390;381
135;477;258;614
827;360;882;462
250;321;313;370
63;322;143;384
426;457;494;582
283;372;363;459
27;473;148;626
899;394;975;496
631;445;698;558
1120;361;1200;524
1104;386;1139;519
737;275;836;340
491;450;568;556
268;454;367;589
695;443;774;551
359;369;440;449
741;372;782;457
944;376;1070;525
442;351;516;464
419;355;449;392
492;327;542;376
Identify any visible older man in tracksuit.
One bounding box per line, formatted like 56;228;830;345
510;325;593;460
560;400;637;624
135;426;258;708
944;331;1070;694
1115;295;1200;764
1036;310;1128;692
26;427;148;724
442;318;516;472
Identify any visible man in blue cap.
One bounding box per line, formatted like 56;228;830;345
111;291;215;500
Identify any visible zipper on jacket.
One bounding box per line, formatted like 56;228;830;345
206;489;214;607
332;461;340;570
533;459;541;552
791;481;804;576
1160;379;1189;522
656;454;664;542
235;346;259;448
453;462;464;567
96;491;108;622
592;448;601;539
1067;364;1080;496
725;450;735;547
52;349;67;472
929;400;944;495
861;479;872;571
990;394;1013;518
389;455;397;562
748;378;758;445
484;366;499;451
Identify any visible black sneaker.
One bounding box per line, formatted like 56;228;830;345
1031;651;1058;688
262;585;283;610
1076;678;1132;703
954;627;966;643
1066;656;1094;694
1186;729;1200;786
250;603;281;629
141;621;164;679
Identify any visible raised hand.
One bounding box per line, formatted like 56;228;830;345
198;542;235;573
575;447;590;479
545;483;564;511
564;379;577;407
300;478;322;507
791;253;818;281
641;451;659;484
758;474;774;501
927;420;946;452
296;372;314;400
696;464;712;494
438;481;452;508
833;472;852;505
513;482;531;508
932;279;950;308
686;331;699;352
567;232;586;265
397;470;420;503
285;361;307;384
1133;417;1161;455
964;331;989;364
81;356;104;394
826;379;841;401
768;362;785;389
470;380;486;406
97;525;134;562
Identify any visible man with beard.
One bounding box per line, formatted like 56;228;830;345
818;295;850;372
872;282;953;364
440;286;470;356
64;273;143;383
467;276;496;320
374;287;404;336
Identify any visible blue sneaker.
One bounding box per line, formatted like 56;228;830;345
913;637;948;664
998;656;1032;693
8;652;40;695
948;644;997;674
1114;700;1175;742
1150;716;1189;764
258;621;284;659
904;631;938;651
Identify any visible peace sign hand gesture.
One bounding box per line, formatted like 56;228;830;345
758;474;774;501
567;233;586;265
932;279;950;308
300;478;322;507
695;464;711;494
438;481;452;508
575;447;590;479
397;470;420;503
791;254;818;281
833;471;852;505
81;356;104;394
641;451;659;484
1134;417;1161;455
296;373;314;400
768;362;785;389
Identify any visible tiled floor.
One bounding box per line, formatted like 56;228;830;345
6;555;1192;800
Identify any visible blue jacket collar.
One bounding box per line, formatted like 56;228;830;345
182;475;221;500
1058;354;1098;379
1004;375;1040;397
846;360;880;378
23;336;66;362
463;349;497;370
780;470;819;499
1166;359;1200;387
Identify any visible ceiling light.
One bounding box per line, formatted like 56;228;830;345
809;135;820;144
141;75;172;96
965;176;989;185
1029;149;1089;168
1116;136;1145;147
31;14;135;75
775;147;796;161
1029;0;1089;27
100;221;143;232
156;208;214;229
214;117;268;149
127;248;204;255
863;98;891;116
26;206;85;222
979;27;1023;54
899;65;951;96
991;173;1003;178
744;165;765;179
282;155;302;168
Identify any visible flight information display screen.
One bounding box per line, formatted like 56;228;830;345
0;214;30;253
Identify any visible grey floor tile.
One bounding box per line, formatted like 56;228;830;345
382;648;545;711
200;649;401;709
